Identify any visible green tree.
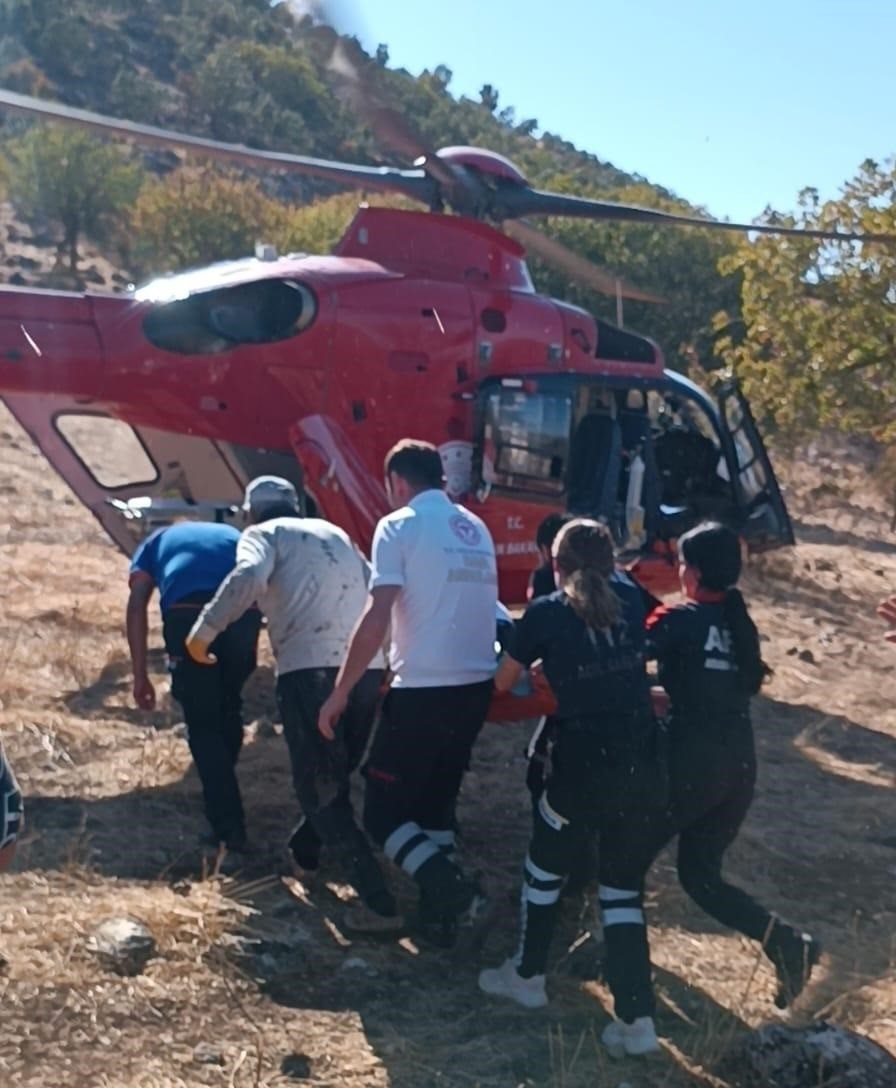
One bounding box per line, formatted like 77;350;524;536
717;159;896;442
6;126;143;271
278;191;414;256
479;83;499;111
130;167;287;274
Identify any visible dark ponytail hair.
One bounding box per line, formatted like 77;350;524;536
678;522;769;694
553;518;621;630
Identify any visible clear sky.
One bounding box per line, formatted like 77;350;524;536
342;0;894;224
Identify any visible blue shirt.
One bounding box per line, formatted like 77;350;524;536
130;522;240;613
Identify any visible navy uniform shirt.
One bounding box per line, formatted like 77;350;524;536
509;574;652;728
646;599;751;720
528;562;556;600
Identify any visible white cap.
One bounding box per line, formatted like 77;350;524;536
242;475;300;515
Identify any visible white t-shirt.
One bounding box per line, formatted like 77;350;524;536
370;490;498;688
193;517;384;675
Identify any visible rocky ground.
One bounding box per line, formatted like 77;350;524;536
0;239;894;1084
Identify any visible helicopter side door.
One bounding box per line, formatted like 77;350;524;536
1;393;249;554
716;380;795;551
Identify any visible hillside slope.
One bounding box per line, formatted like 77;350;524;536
1;405;895;1087
0;0;742;371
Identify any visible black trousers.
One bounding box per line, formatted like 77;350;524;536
653;717;773;941
163;597;260;842
276;667;395;913
515;718;667;1022
599;715;777;1022
363;679;493;915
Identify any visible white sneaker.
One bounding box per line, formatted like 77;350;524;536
601;1017;660;1058
478;958;548;1009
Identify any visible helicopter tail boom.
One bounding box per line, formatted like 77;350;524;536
0;286;106;398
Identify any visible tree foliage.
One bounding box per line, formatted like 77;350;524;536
10;0;894;438
129;168;286;274
6;127;142;270
716;159;896;442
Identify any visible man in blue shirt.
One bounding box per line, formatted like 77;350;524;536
127;521;261;850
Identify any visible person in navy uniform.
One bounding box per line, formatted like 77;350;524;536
527;512;573;602
127;520;261;851
479;518;666;1058
644;522;821;1016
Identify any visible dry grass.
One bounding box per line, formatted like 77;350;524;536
1;402;896;1086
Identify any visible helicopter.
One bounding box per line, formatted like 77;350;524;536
1;72;893;603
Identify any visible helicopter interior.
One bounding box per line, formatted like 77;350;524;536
478;379;740;552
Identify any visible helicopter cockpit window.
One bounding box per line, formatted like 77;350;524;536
481;390;571;497
143;280;317;355
55;413;159;489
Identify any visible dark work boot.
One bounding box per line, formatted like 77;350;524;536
287;819;321;872
418;873;491;949
766;923;822;1008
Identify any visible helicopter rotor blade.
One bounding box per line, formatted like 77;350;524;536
0;88;436;204
317;30;461;194
496;186;896;245
303;5;461;193
503;220;665;304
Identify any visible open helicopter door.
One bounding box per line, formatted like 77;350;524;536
1;393;245;556
289;413;389;554
716;381;794;552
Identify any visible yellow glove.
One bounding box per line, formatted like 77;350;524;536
185;632;217;666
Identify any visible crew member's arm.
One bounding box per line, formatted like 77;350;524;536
126;573;157;710
186;528;274;664
494;653;526;692
877;595;896;643
318;586;399;739
494;601;546;693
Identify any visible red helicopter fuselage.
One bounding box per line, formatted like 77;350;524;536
0;206;793;602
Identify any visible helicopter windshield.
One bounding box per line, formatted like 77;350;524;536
142;279;317;355
481;387;571;496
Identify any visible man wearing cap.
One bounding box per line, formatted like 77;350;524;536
127;519;262;851
185;476;401;933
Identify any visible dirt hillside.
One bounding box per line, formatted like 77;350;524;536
1;403;895;1088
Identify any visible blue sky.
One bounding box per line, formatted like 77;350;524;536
343;0;894;224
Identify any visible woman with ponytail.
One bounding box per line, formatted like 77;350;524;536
479;519;666;1058
645;522;821;1013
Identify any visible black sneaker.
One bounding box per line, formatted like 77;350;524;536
768;928;822;1008
417;880;490;949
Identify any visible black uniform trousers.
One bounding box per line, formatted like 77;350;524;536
516;717;667;1022
651;714;772;941
276;667;396;914
162;595;261;842
594;713;776;1022
363;679;493;917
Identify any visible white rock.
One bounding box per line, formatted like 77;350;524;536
87;916;156;976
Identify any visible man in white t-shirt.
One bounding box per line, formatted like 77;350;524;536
186;475;400;933
319;440;498;943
